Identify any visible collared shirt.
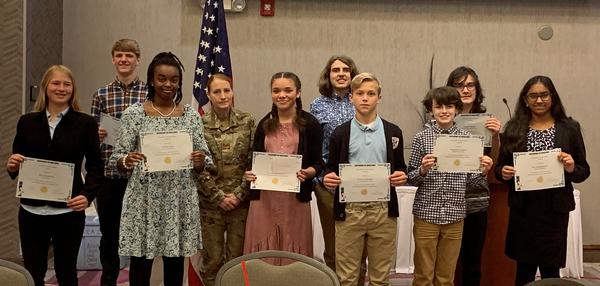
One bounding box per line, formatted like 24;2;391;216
310;93;355;166
197;108;255;208
47;107;69;139
349;116;386;164
22;107;73;216
91;77;147;178
408;123;487;224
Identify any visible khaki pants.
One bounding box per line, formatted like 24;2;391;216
412;218;464;286
335;202;397;286
199;207;248;286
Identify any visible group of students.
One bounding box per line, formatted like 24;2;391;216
5;38;590;286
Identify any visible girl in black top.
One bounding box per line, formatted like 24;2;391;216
495;75;590;286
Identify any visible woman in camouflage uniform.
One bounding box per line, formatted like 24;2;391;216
197;73;255;286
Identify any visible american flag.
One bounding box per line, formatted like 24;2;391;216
192;0;233;115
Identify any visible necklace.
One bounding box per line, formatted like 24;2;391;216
151;100;176;117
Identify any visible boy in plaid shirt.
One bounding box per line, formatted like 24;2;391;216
408;87;492;286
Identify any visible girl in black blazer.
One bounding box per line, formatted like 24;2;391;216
495;75;590;286
6;65;103;286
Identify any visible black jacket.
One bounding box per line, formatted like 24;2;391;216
495;118;590;213
326;118;407;220
9;110;103;208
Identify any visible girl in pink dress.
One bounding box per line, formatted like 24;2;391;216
243;72;324;264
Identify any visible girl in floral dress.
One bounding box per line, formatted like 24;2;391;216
109;52;212;286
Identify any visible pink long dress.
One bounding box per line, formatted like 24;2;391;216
243;123;313;265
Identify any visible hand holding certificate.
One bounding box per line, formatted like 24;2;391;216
433;134;484;173
140;130;193;172
100;113;121;146
513;148;565;191
339;163;391;203
16;157;74;202
455;114;494;147
250;152;302;193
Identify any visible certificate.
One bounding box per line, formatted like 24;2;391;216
16;157;74;202
339;163;391;203
140;130;193;172
513;148;565;191
100;113;121;147
250;152;302;193
433;134;484;173
455;113;493;147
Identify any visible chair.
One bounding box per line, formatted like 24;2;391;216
0;259;35;286
525;278;584;286
215;250;340;286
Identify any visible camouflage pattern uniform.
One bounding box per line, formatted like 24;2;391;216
197;108;254;286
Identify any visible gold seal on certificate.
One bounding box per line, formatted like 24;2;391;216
339;163;391;203
454;113;493;147
140;130;193;172
433;134;484;173
16;157;74;202
250;152;302;193
513;148;565;191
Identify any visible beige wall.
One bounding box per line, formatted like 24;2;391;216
63;0;600;244
0;0;23;259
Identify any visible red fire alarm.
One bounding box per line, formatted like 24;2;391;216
260;0;274;17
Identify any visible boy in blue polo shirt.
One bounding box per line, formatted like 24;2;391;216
324;72;407;286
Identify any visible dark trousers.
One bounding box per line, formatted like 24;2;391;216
457;210;488;286
129;256;184;286
19;207;85;286
96;177;128;286
515;262;560;286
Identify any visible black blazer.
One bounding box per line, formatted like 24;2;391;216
326;118;407;220
247;110;324;202
8;110;103;208
495;119;590;213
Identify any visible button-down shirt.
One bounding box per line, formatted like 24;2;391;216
408;123;487;224
90;78;147;178
310;93;354;180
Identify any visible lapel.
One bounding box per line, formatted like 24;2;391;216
35;111;52;144
553;120;564;151
382;119;394;168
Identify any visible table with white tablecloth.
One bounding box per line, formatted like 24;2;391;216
311;187;583;279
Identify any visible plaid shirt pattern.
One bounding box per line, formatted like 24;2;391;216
91;78;147;178
408;124;487;224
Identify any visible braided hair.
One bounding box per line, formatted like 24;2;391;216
263;72;306;134
146;52;185;104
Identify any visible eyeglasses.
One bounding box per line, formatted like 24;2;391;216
526;92;551;102
453;82;476;91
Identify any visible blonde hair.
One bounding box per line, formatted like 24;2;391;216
350;72;381;95
33;65;80;112
112;38;141;58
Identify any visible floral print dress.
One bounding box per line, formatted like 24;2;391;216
109;103;211;258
